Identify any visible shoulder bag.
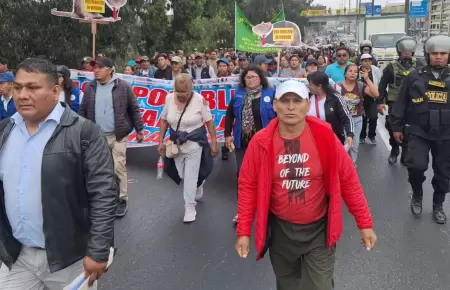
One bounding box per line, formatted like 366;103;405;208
165;93;193;158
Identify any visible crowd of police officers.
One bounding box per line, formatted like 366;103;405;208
378;34;450;224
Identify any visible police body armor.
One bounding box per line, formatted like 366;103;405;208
387;59;417;102
409;68;450;140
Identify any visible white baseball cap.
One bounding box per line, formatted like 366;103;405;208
360;53;373;60
275;80;309;100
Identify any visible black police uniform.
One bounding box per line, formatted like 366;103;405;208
391;66;450;221
378;60;420;164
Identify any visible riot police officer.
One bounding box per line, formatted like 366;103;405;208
355;40;378;66
391;35;450;224
378;36;419;165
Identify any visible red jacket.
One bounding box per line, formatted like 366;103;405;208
237;117;373;260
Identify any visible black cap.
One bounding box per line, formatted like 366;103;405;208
90;57;114;68
306;59;318;66
238;54;247;60
57;65;70;78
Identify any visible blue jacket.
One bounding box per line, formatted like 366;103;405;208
232;87;276;148
164;126;214;187
70;86;81;113
0;97;16;120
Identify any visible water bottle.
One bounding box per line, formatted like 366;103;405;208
156;156;164;179
344;142;350;152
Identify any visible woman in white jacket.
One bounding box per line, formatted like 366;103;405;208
358;53;382;145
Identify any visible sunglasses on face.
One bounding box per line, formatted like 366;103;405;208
337;54;347;58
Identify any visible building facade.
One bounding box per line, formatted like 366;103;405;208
429;0;450;36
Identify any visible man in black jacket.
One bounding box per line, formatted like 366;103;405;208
0;58;117;289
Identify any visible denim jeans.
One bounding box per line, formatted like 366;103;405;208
349;116;363;163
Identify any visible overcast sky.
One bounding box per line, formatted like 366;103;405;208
314;0;406;9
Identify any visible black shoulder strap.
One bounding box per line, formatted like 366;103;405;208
0;118;11;132
175;93;194;132
395;61;407;72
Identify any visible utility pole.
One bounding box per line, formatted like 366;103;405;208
371;0;375;16
405;0;410;34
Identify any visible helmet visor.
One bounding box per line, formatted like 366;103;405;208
425;35;450;53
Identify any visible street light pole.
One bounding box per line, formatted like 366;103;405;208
371;0;375;16
405;0;410;34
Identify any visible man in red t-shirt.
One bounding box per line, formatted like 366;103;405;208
235;80;377;290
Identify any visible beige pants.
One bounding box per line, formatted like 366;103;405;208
106;135;128;200
0;247;97;290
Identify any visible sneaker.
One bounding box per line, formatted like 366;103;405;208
360;138;366;144
116;199;128;217
183;204;197;223
195;184;204;201
233;214;238;224
369;137;377;145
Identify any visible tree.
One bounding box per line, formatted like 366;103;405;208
168;0;207;51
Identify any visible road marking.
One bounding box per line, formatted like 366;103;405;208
377;117;392;152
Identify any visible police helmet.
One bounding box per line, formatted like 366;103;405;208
359;40;372;53
423;35;450;66
396;36;417;57
81;56;92;64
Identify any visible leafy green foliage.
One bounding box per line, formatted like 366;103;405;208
0;0;315;69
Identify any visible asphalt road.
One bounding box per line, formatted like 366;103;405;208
415;42;424;56
98;116;450;290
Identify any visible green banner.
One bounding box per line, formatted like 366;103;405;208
272;7;286;23
235;5;285;53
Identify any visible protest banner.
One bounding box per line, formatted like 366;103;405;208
234;5;286;53
253;20;302;48
71;71;310;148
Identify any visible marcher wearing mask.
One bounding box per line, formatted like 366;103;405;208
378;36;420;165
56;65;81;113
359;54;382;145
224;66;276;223
355;40;378;66
307;71;354;146
235;80;376;290
391;35;450;224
